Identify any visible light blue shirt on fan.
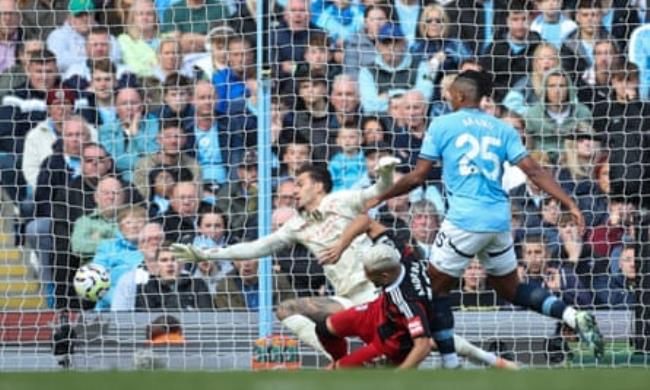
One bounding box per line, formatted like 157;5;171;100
195;123;228;184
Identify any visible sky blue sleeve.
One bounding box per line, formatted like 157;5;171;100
419;120;441;161
504;126;528;164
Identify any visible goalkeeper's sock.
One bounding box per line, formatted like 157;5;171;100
453;335;497;366
282;314;331;358
513;283;567;319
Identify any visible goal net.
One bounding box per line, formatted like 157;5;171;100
0;0;648;370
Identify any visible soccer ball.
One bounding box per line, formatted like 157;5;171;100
73;264;110;302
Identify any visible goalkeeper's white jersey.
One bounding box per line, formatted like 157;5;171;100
210;167;394;298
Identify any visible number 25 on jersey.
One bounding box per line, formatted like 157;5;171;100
455;133;502;181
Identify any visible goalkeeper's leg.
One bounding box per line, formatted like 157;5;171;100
276;297;345;358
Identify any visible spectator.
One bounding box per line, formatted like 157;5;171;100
111;222;164;311
557;122;603;195
117;0;160;78
272;0;322;76
191;24;233;80
87;59;118;125
216;150;259;238
46;0;121;73
155;180;207;242
133;118;200;200
191;206;233;293
445;0;510;55
629;23;650;100
524;68;592;156
99;87;160;182
153;37;193;82
592;243;637;308
214;250;294;310
28;116;90;292
277;133;311;181
147;166;193;218
411;4;472;73
135;245;214;311
328;74;361;129
557;213;592;274
151;72;194;132
93;206;148;309
450;260;501;309
519;233;591;307
358;23;433;113
0;39;43;99
480;1;542;102
161;0;228;54
55;142;142;228
502;42;560;115
530;0;578;50
22;88;76;192
343;3;390;74
222;69;266;146
19;0;68;40
0;0;20;74
560;0;613;81
600;0;640;51
360;116;389;147
273;178;297;209
587;197;637;259
576;39;621;105
294;31;342;89
393;89;430;170
407;199;439;261
292;70;335;162
70;176;124;260
212;34;253;113
328;126;367;192
2;49;58;115
429;73;456;118
593;62;650;209
314;0;363;45
62;26;128;87
190;80;237;185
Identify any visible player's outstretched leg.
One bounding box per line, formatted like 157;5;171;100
276;297;346;358
489;272;604;359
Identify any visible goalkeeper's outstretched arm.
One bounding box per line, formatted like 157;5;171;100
172;228;295;262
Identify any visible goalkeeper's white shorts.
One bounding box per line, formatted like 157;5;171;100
428;220;517;278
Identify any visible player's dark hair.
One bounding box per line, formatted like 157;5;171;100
576;0;602;9
296;164;333;194
454;70;493;102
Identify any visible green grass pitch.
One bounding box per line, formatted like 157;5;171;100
1;369;648;390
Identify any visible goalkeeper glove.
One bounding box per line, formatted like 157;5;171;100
170;243;210;262
375;156;401;176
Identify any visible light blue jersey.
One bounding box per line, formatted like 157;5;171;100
420;108;528;232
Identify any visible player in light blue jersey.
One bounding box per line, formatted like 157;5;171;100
370;71;604;359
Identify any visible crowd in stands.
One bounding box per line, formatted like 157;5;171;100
0;0;649;318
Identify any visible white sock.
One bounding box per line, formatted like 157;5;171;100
562;307;577;329
281;314;330;358
441;353;460;369
453;335;497;366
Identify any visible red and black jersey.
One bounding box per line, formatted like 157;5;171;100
371;231;436;360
